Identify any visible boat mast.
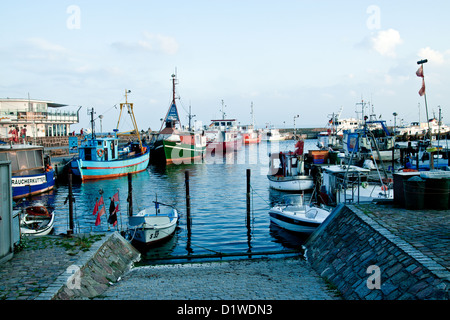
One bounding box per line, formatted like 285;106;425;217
117;89;144;152
160;73;181;131
251;101;255;127
88;107;96;139
221;99;226;120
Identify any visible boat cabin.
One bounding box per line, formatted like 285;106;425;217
268;151;308;177
78;134;119;162
0;144;48;176
209;119;238;131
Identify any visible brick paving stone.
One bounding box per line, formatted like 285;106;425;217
359;204;450;271
97;257;341;300
0;234;102;300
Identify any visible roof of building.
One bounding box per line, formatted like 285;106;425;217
0;98;67;108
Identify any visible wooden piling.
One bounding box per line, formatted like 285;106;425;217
391;148;395;172
127;173;133;217
185;170;191;230
68;172;74;234
416;148;419;171
246;169;251;216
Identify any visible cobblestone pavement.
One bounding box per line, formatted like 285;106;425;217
0;234;103;300
360;204;450;270
97;257;341;300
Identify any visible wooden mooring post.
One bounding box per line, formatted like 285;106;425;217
246;169;251;217
67;172;74;235
185;170;191;231
127;173;133;217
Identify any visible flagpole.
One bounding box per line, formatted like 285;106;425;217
417;59;431;140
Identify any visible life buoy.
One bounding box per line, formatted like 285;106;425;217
381;185;388;191
97;149;104;157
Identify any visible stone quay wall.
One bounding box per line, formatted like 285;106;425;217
37;232;140;300
304;205;449;300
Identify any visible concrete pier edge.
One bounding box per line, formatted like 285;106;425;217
35;231;140;300
304;204;450;300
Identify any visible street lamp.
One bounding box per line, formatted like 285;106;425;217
293;114;299;139
392;112;397;138
99;115;103;135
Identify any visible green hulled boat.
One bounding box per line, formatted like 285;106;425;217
150;74;206;164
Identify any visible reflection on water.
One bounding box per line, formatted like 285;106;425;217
15;139;319;261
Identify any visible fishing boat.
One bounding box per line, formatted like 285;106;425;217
267;140;314;192
19;205;55;236
239;124;261;144
317;107;359;150
206;118;243;154
239;102;261;144
404;140;449;171
318;164;393;205
261;127;285;141
70;91;150;180
150;74;207;164
0;144;55;200
269;195;331;234
343;119;400;162
127;201;178;245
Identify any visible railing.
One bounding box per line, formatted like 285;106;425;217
0;110;78;123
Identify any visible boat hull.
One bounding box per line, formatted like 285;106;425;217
242;133;261;144
267;175;314;192
269;205;329;234
206;139;243;154
71;149;150;180
373;149;401;162
12;170;55;200
151;140;206;164
20;210;55;236
128;208;178;245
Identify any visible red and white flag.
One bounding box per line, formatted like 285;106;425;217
98;196;104;206
112;191;119;202
92;199;99;215
95;206;106;226
416;65;424;78
419;78;426;96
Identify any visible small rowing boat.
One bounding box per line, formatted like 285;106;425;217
20;205;55;236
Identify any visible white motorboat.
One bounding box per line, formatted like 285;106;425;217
20;205;55;236
127;202;178;245
269;196;331;234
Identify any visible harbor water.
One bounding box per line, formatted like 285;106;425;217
16;139;321;261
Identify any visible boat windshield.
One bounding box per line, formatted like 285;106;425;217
281;194;304;207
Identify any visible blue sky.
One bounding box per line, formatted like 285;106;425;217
1;1;449;133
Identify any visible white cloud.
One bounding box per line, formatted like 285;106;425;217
27;37;67;53
371;29;403;57
417;47;445;65
112;32;179;55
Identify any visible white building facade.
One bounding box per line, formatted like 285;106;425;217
0;98;79;142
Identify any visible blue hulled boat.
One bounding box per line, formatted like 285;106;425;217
70;134;150;180
0;144;55;200
70;90;150;181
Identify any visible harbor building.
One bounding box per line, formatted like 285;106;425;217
0;97;80;143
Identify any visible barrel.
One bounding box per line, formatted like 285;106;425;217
403;176;426;210
424;177;450;210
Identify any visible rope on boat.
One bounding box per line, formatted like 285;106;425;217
249;185;271;207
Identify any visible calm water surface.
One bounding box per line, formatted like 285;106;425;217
17;139;320;261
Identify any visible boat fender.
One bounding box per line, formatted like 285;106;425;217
402;168;417;172
97;149;104;157
361;181;368;189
